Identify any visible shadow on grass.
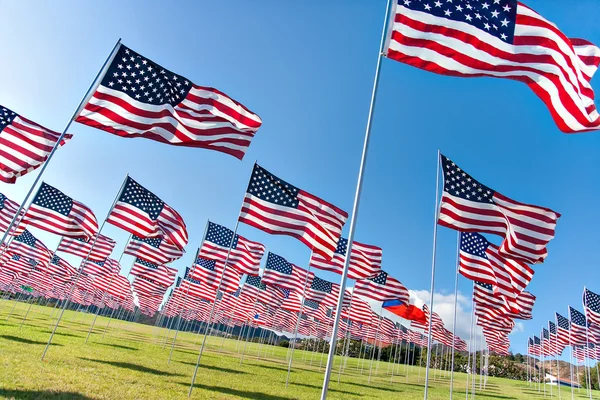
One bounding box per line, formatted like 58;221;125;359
0;335;61;346
343;381;398;392
80;358;182;377
175;361;247;374
181;383;290;400
451;390;517;400
54;332;84;339
290;382;363;396
0;389;91;399
245;363;289;372
93;342;139;351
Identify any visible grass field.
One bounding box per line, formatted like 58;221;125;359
0;299;596;400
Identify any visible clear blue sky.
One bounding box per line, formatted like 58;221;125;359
1;0;599;356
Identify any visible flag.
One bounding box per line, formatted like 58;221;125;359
199;221;264;276
347;296;373;325
262;252;313;293
57;233;116;262
0;193;26;236
438;154;560;263
129;258;177;287
124;234;184;264
1;253;35;274
512;291;535;320
188;257;241;293
239;164;348;260
353;270;409;303
556;313;571;347
308;237;382;280
583;288;600;328
569;306;589;346
81;258;120;276
106;176;188;250
9;230;51;266
385;0;600;133
46;255;76;278
459;232;533;291
0;106;72;183
23;183;98;240
75;44;262;160
305;276;340;307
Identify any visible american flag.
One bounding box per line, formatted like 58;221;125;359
353;270;409;303
583;288;600;332
75;44;262;160
262;252;313;293
569;306;589;346
1;253;35;274
0;193;25;236
529;336;542;357
556;312;571;347
9;230;51;266
438;155;560;264
24;183;98;240
459;232;533;292
58;233;116;262
573;345;586;362
239;164;348;260
511;291;535;320
132;276;168;297
548;321;565;355
304;299;328;322
199;221;264;276
92;273;131;300
308;237;382;280
280;290;303;313
81;258;120;276
305;276;340;307
386;0;600;133
541;328;558;356
188;257;241;293
129;258;177;287
124;234;184;265
0;106;72;183
46;255;76;278
347;296;374;325
106;176;188;250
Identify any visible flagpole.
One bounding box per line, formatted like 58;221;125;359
555;319;562;400
466;285;475;400
319;0;393;396
568;310;575;400
41;172;129;360
285;265;312;387
583;289;593;400
0;39;122;254
450;232;460;399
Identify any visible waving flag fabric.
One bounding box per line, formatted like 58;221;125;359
353;270;409;303
0;106;72;183
569;306;589;346
584;288;600;328
0;193;26;236
262;252;313;292
305;276;340;307
239;164;348;260
438;155;560;264
106;176;188;250
386;0;600;133
124;234;183;264
9;230;51;266
309;237;382;280
46;255;76;278
58;233;116;262
129;258;177;287
76;44;262;160
556;313;571;347
199;221;264;276
81;258;120;276
188;257;241;293
1;253;34;274
24;183;98;240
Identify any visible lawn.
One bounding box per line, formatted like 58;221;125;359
0;299;595;400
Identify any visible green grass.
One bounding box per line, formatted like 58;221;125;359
0;299;595;399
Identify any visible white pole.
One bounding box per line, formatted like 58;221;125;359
466;287;475;400
319;0;393;397
450;232;460;400
285;265;312;387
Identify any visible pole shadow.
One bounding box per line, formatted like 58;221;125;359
79;358;183;377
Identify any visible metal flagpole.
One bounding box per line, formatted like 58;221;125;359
319;0;393;397
569;311;575;400
583;289;593;400
450;232;460;399
0;38;122;256
555;324;562;400
368;312;383;384
424;149;442;400
285;265;312;387
466;286;475;400
41;172;129;360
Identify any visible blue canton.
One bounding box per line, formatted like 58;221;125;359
460;232;490;257
266;252;293;275
534;336;541;345
475;281;493;291
584;288;600;314
136;258;159;270
14;230;38;247
245;275;265;289
247;165;300;208
441;155;495;204
369;271;388;285
11;254;20;261
549;321;557;335
556;313;570;330
195;257;216;271
542;328;549;340
33;183;73;216
310;277;333;293
0;193;8;210
0;106;17;133
206;221;238;249
102;45;191;106
399;0;518;43
335;237;348;255
304;299;320;310
133;235;162;248
570;307;587;327
119;177;164;220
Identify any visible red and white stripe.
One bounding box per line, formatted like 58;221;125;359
386;2;600;133
189;261;242;294
124;236;184;265
200;233;264;276
0;111;72;184
309;240;382;280
130;262;177;288
58;233;116;262
0;194;26;236
353;271;409;303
